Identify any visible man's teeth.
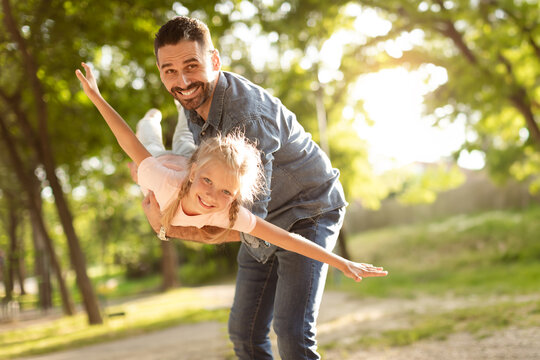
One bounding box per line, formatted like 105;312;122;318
181;87;196;96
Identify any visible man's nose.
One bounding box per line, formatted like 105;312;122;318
177;73;191;89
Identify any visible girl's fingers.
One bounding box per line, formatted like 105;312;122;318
75;69;85;81
81;62;92;77
368;271;388;277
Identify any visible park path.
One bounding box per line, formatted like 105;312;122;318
12;284;540;360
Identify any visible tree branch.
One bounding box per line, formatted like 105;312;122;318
0;89;42;154
1;0;49;138
498;52;540;146
499;6;540;60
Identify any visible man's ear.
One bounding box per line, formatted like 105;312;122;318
156;60;162;75
211;49;221;71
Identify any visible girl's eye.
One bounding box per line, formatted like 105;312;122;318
203;177;212;184
222;190;232;196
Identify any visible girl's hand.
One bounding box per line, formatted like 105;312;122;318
343;262;388;282
75;62;101;100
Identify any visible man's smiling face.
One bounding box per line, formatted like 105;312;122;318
157;40;220;118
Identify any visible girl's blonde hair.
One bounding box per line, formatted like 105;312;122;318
161;132;265;243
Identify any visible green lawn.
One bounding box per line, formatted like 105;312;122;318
321;204;540;352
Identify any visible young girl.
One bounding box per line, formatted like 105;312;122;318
75;62;388;282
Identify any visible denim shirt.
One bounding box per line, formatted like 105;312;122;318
185;71;347;263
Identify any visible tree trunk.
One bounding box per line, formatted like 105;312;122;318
2;0;102;324
6;200;18;299
14;223;27;296
32;229;53;311
314;78;351;259
336;227;351;260
161;241;179;290
30;180;53;311
6;198;27;296
0;116;75;316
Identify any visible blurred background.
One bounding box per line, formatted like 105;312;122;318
0;0;538;358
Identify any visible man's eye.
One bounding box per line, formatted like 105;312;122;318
165;69;176;74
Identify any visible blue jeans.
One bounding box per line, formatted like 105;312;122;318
228;207;345;359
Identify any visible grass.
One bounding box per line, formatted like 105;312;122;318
0;287;229;359
347;299;540;350
320;204;540;353
329;205;540;298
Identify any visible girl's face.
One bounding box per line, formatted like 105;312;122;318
183;160;240;216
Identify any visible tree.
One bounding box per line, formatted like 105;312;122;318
350;0;539;190
1;0;98;322
0;0;185;315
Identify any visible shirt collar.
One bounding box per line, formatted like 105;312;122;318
206;71;227;130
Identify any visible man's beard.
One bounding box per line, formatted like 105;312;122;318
170;81;214;111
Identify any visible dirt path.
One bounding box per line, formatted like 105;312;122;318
13;285;540;360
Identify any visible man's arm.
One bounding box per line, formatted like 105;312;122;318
141;192;241;243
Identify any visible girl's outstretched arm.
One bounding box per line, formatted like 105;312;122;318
249;217;388;282
75;62;151;166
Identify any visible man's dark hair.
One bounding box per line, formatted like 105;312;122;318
154;16;212;59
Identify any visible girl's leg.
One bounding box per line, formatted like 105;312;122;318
135;109;169;157
171;100;197;157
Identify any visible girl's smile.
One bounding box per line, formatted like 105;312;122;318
197;194;215;209
182;160;239;216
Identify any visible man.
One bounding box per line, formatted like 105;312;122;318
144;16;347;359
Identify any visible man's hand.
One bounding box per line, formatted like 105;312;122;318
141;191;241;243
142;191;161;234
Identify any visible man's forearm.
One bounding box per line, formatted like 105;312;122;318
142;192;241;244
167;225;241;244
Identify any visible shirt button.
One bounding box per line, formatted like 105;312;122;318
201;131;206;136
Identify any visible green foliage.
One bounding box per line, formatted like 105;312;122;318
352;0;539;187
397;163;466;204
